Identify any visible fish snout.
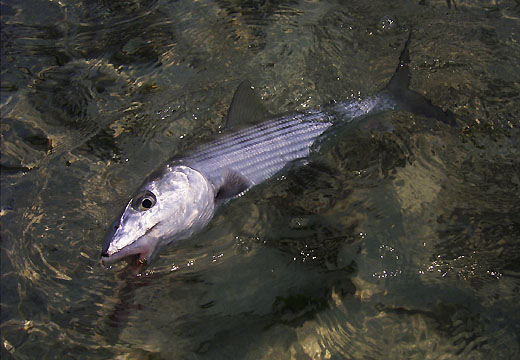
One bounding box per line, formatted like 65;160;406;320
101;220;120;258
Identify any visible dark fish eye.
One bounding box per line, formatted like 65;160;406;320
141;198;153;209
132;190;157;211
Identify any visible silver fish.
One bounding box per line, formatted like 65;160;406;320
101;33;455;266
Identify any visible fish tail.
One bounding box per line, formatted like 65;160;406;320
386;30;457;126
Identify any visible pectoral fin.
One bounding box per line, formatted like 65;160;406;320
215;170;252;201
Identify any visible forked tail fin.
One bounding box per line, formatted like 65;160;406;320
387;31;457;126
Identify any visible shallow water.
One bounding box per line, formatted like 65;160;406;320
1;0;520;359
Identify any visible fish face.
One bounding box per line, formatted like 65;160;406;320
101;165;215;265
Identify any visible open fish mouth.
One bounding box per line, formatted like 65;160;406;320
101;234;154;265
101;218;160;266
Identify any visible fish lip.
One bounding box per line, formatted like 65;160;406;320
101;236;154;265
101;220;160;265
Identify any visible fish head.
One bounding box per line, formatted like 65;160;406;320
101;165;215;265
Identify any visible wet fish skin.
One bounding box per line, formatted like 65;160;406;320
100;95;397;265
101;32;455;266
102;165;215;264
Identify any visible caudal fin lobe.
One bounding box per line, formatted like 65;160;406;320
387;31;457;126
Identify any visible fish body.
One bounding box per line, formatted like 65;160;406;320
101;33;455;266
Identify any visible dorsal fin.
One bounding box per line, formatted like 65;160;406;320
225;80;270;128
215;169;252;201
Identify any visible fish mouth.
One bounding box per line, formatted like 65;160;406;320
101;221;159;266
100;237;154;265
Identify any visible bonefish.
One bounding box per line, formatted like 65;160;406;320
101;32;455;266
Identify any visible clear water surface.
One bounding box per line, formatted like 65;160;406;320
1;0;520;359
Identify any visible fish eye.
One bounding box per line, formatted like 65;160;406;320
132;190;157;211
